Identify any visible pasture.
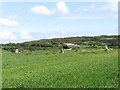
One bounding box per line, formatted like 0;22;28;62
2;48;119;88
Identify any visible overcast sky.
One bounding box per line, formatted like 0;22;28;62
0;1;118;43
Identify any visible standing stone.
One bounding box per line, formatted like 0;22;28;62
60;48;64;53
105;45;109;51
15;49;19;54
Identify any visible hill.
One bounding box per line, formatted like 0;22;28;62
1;35;120;52
2;35;119;88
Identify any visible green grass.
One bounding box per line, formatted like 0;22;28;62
2;48;119;88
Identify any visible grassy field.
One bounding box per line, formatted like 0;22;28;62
2;48;119;88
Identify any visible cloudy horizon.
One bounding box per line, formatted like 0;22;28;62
0;1;118;44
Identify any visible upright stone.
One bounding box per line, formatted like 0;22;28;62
60;48;64;53
105;45;109;51
15;49;19;54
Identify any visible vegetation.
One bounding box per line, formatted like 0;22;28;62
2;48;118;88
1;35;120;52
2;35;119;88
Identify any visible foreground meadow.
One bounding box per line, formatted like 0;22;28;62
2;48;118;88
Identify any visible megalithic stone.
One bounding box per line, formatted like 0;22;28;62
105;45;109;51
15;49;19;53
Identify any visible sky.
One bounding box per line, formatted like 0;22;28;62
0;1;118;44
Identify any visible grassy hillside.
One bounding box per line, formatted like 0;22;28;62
2;48;118;88
2;35;119;52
